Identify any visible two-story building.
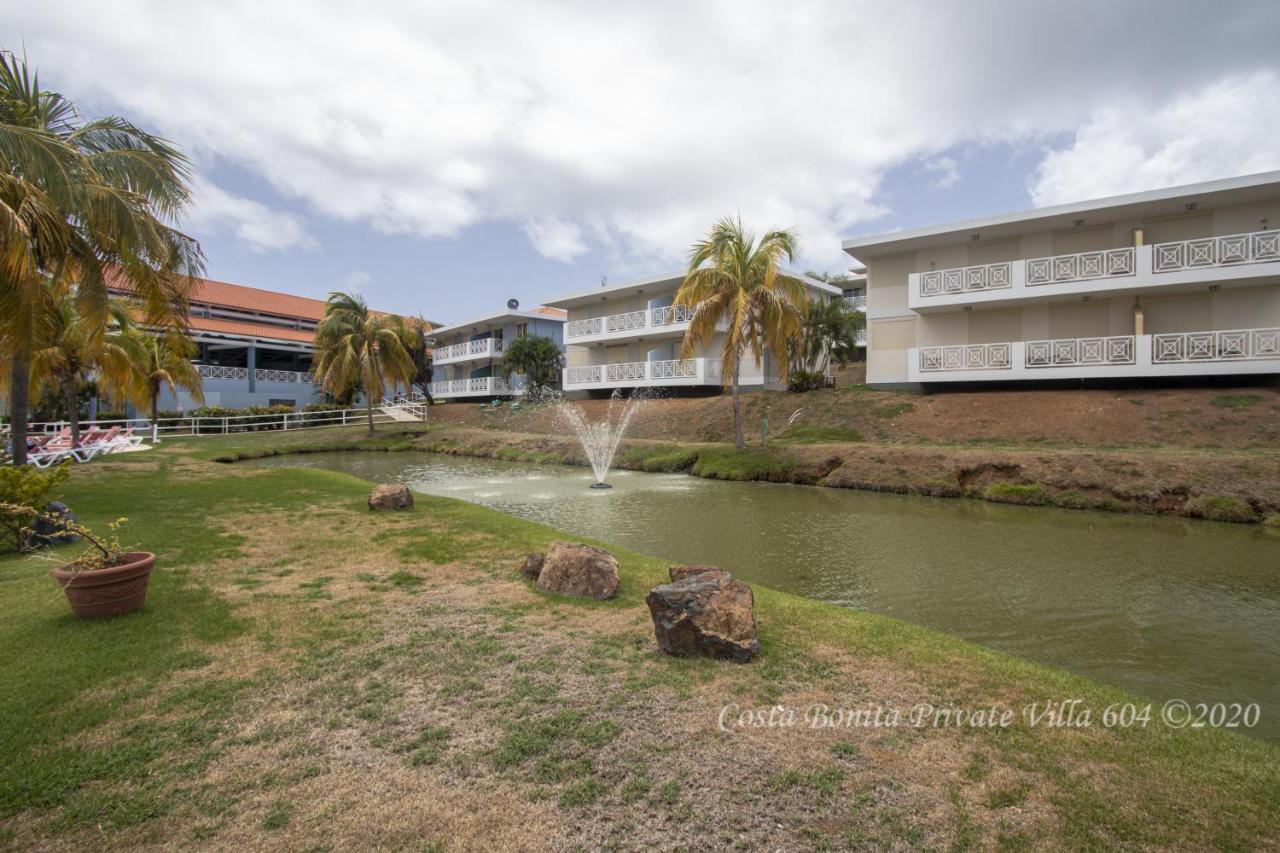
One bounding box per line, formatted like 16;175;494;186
109;274;329;411
427;305;566;400
544;272;841;395
843;172;1280;389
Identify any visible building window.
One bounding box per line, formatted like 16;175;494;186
515;323;528;338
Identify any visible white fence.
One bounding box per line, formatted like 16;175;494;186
21;405;394;442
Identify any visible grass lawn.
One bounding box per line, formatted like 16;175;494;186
1;425;1277;849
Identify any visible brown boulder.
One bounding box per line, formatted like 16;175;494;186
646;568;758;662
535;541;620;600
518;552;545;580
368;483;414;511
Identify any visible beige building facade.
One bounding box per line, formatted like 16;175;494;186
843;173;1280;388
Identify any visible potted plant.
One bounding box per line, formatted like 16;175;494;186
2;503;156;618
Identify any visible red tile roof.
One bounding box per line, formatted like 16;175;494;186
109;271;330;321
530;306;567;319
185;316;316;344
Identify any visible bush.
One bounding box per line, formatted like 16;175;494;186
1184;495;1258;524
981;482;1049;506
0;465;70;551
185;405;297;433
787;370;826;393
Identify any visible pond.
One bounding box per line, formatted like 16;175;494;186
251;451;1280;741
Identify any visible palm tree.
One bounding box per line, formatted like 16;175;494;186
28;285;139;445
675;217;808;449
498;335;561;391
313;291;415;433
127;330;204;438
791;296;865;380
402;317;437;405
0;51;202;464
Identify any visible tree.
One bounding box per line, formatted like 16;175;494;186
675;217;808;449
126;329;204;434
29;286;138;445
402;318;436;404
498;335;561;391
313;292;415;433
0;51;203;464
789;296;865;383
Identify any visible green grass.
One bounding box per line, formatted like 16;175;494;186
778;424;864;444
689;446;798;482
1184;495;1258;523
1210;394;1264;409
1;426;1277;847
980;482;1050;506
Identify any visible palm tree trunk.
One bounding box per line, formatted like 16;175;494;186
9;354;31;466
731;361;744;451
150;391;160;444
63;377;80;447
366;398;375;434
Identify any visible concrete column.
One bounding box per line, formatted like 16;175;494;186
247;346;257;393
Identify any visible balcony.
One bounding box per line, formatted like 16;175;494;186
433;336;504;365
429;375;524;398
908;327;1280;383
563;358;723;390
844;294;867;311
564;304;727;344
908;229;1280;311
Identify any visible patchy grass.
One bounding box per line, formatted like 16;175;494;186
981;482;1050;506
778;424;864;444
0;428;1276;849
1210;394;1264;409
1184;495;1259;523
689;446;798;482
621;444;700;473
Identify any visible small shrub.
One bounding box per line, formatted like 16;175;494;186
1210;394;1263;409
981;482;1049;506
1184;495;1257;524
1051;490;1092;510
0;465;70;551
787;370;826;393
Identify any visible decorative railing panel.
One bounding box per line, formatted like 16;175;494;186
606;310;648;334
254;368;316;384
1026;248;1134;285
844;295;867;309
605;361;647;381
1152;229;1280;272
1025;336;1134;368
566;317;603;338
919;262;1012;297
918;343;1012;372
1152;327;1280;363
651;304;692;326
197;364;249;381
565;365;602;385
649;358;698;379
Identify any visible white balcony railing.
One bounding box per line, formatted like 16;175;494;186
607;310;648;334
1026;336;1134;368
563;358;722;388
565;317;604;338
197;364;249;381
1152;327;1280;363
651;304;692;326
844;294;867;310
855;329;867;346
434;337;503;363
1026;247;1134;286
254;368;316;384
428;375;523;397
1152;229;1280;273
918;343;1012;372
911;327;1280;381
919;262;1013;297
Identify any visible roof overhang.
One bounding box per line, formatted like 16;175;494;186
841;170;1280;260
428;308;565;338
542;269;839;309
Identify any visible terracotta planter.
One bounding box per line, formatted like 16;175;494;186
51;552;156;619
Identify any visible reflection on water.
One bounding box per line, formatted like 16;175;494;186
252;451;1280;741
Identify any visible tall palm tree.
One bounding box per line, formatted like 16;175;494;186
791;296;864;379
28;285;139;445
0;51;202;464
402;317;437;405
127;330;204;437
313;291;415;434
498;335;561;391
675;217;808;449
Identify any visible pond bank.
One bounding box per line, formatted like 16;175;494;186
212;424;1280;526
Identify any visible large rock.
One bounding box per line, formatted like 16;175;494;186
518;552;545;580
368;483;414;511
534;541;619;600
646;566;759;662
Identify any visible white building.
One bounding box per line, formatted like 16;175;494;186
544;272;841;395
843;172;1280;389
428;305;566;400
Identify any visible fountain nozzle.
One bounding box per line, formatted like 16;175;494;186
590;482;613;490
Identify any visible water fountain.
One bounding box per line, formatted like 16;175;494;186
552;389;644;489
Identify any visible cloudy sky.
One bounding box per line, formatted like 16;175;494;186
6;1;1280;322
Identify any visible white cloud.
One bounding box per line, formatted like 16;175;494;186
925;156;960;189
9;1;1279;270
188;177;316;253
343;271;371;292
1029;71;1280;206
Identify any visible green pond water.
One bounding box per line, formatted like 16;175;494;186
251;451;1280;741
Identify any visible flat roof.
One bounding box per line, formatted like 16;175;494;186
841;170;1280;259
428;306;566;337
542;269;840;309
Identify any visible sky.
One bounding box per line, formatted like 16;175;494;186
6;1;1280;324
